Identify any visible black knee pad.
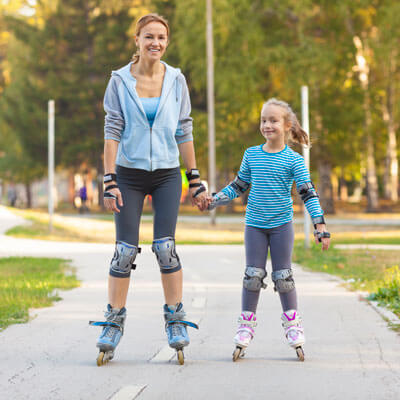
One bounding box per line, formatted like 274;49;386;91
152;237;182;274
109;241;140;278
272;268;295;293
243;266;267;291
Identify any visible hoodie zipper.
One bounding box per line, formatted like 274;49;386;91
150;126;152;171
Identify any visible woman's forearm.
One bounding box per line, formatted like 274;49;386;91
178;141;197;171
104;139;119;176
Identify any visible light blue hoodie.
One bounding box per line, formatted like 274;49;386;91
104;61;193;171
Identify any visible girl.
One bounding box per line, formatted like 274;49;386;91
90;14;207;366
208;98;331;361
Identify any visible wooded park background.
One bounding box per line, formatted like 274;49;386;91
0;0;399;214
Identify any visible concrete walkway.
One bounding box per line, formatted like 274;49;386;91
0;206;399;400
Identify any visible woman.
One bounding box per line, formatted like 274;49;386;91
90;13;207;366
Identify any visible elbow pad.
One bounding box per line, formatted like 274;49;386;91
297;182;319;203
229;176;250;196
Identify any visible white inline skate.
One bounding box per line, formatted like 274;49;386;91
232;311;257;361
281;309;305;361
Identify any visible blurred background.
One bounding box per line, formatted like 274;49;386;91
0;0;399;215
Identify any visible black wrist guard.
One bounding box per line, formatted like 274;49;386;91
185;169;200;181
104;191;117;200
193;183;206;198
104;173;117;184
314;230;331;242
105;184;118;191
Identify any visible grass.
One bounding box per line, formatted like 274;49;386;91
293;240;400;318
7;209;244;244
0;257;80;330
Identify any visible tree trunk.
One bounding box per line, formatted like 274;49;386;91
317;161;335;214
382;52;398;201
25;182;32;208
364;90;379;211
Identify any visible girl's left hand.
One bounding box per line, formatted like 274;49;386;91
314;224;331;251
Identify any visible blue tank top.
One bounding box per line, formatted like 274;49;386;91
140;97;160;127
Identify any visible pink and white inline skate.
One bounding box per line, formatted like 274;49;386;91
281;309;305;361
232;311;257;361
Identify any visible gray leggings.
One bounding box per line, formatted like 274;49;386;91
114;165;181;246
243;222;297;312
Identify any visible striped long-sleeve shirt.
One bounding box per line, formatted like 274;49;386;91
221;144;324;229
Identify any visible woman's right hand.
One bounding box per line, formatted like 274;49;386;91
104;186;123;213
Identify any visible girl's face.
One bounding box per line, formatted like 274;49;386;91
260;104;290;142
135;22;168;62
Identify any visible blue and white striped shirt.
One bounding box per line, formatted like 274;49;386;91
221;144;324;229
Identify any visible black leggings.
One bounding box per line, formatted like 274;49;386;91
115;165;182;246
243;222;298;312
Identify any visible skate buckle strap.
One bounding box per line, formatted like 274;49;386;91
238;316;257;328
166;320;199;329
281;312;302;330
89;321;121;330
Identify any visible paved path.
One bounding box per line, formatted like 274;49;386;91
1;206;399;400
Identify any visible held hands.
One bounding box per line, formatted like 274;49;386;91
190;186;209;211
314;224;331;250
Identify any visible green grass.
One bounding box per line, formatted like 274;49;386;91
334;237;400;245
0;257;80;330
293;241;400;318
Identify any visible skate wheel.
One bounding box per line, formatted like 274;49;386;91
296;346;305;362
177;349;184;365
232;347;242;362
97;352;105;366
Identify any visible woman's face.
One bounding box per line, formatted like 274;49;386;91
135;21;168;62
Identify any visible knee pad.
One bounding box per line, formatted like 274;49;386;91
243;266;267;291
152;237;182;274
272;268;295;293
109;241;140;278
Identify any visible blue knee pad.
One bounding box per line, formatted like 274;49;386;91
109;241;140;278
152;237;182;274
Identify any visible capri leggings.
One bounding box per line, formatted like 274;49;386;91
114;165;182;246
243;222;297;312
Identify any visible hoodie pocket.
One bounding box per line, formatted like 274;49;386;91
152;126;179;162
121;125;151;162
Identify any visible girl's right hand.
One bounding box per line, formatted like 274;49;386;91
104;187;123;213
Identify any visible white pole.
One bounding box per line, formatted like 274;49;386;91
301;86;311;248
206;0;216;225
48;100;55;233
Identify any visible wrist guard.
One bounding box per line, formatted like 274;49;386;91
193;183;206;198
185;169;200;181
104;173;117;184
314;230;331;242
